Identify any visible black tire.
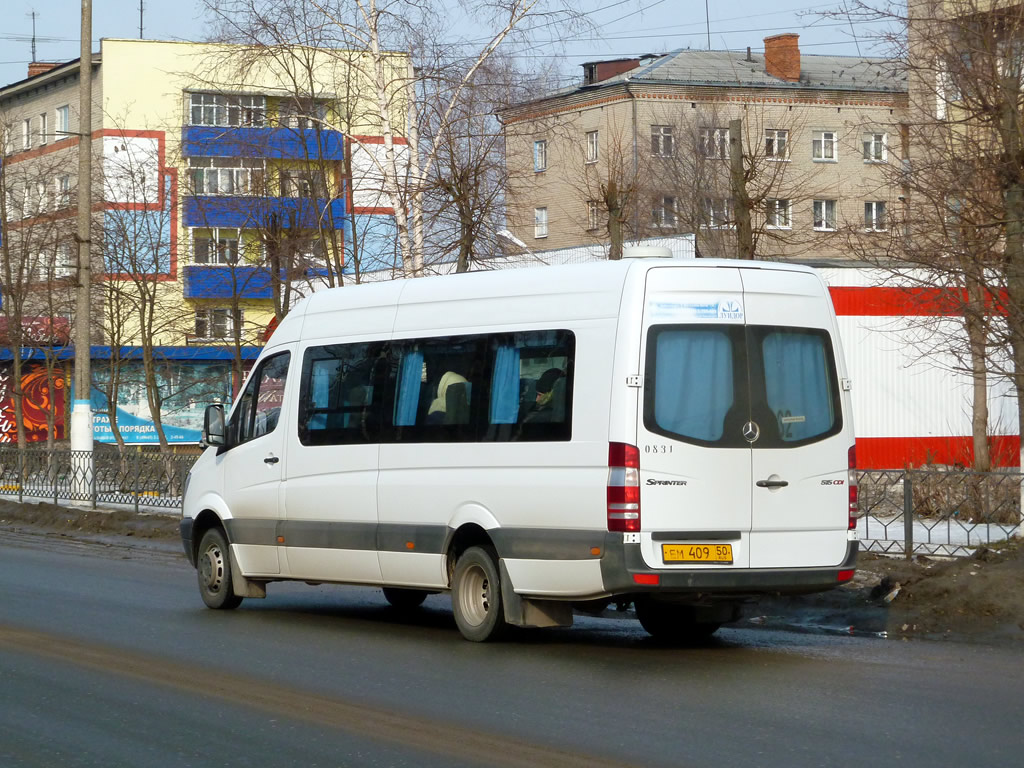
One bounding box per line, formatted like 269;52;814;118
197;527;243;610
635;600;721;644
451;546;508;642
383;587;429;610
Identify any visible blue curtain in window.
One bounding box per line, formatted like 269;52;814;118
762;332;832;441
655;330;733;441
308;360;333;430
489;345;520;424
394;349;423;426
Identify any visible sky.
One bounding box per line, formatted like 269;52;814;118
0;0;894;88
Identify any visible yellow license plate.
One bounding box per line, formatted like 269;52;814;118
662;543;733;564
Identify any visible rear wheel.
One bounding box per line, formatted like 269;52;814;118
635;600;722;644
197;527;243;610
383;587;429;610
451;546;507;642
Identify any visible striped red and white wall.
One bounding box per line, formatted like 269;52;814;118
820;268;1019;470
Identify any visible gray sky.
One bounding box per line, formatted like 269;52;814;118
0;1;891;89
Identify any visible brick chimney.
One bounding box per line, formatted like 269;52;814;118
28;61;61;78
764;34;800;83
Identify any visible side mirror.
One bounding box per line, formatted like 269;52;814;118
204;404;226;447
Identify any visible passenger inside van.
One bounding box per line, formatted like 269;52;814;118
521;367;565;424
427;371;470;425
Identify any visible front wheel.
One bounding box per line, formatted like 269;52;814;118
197;527;243;610
451;546;507;642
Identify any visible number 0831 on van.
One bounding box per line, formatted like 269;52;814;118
180;255;857;643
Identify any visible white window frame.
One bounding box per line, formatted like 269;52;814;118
651;125;674;157
864;201;887;231
765;129;789;160
190;157;264;195
192;228;242;265
38;113;47;145
862;132;887;162
56;175;71;208
585;130;599;164
652;195;677;228
195;307;241;341
55;243;75;278
812;130;837;162
700;127;729;160
702;197;733;229
533;139;547;172
55;105;70;137
766;198;792;229
813;199;838;231
22;118;31;150
534;206;548;238
587;200;600;231
189;93;266;127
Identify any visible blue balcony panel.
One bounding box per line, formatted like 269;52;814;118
184;265;274;300
182;126;345;161
184;196;348;230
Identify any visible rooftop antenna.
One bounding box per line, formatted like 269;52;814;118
139;0;144;38
27;10;38;61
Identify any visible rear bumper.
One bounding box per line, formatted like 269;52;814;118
600;535;858;598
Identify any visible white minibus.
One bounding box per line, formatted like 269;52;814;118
181;256;858;642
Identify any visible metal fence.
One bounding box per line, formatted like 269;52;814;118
0;447;1020;556
0;446;197;512
857;469;1022;557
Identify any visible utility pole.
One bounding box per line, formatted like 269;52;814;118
71;0;93;495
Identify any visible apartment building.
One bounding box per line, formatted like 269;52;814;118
0;39;408;443
501;34;908;262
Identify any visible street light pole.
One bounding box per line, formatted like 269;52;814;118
71;0;93;494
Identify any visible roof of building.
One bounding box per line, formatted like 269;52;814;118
520;46;906;107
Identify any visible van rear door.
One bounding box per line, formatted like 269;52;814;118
636;267;752;569
739;268;849;568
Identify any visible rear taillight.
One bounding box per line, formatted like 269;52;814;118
848;444;858;530
608;442;640;532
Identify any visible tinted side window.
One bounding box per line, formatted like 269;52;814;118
231;351;290;445
297;342;390;446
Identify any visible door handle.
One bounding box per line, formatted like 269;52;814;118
756;479;788;488
264;455;280;465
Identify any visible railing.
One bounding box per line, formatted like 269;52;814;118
0;447;1020;556
0;446;198;512
857;469;1022;557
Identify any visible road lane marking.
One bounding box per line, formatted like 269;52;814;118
0;624;651;768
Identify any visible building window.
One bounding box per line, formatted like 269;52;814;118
812;131;837;161
766;198;792;228
189;93;266;127
652;195;677;227
195;308;241;340
534;140;548;172
278;99;327;130
864;201;887;231
765;129;788;159
587;200;600;231
813;199;838;231
55;243;75;278
190;158;264;195
862;132;887;162
280;169;326;198
22;118;31;150
55;105;70;137
651;125;674;157
38;113;47;145
193;230;241;264
700;127;729;159
585;130;599;163
703;197;733;228
534;207;548;238
56;175;71;208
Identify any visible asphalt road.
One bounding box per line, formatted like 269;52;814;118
1;532;1022;768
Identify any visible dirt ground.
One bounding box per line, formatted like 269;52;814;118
1;498;1022;646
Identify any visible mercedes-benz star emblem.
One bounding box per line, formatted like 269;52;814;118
742;421;760;443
